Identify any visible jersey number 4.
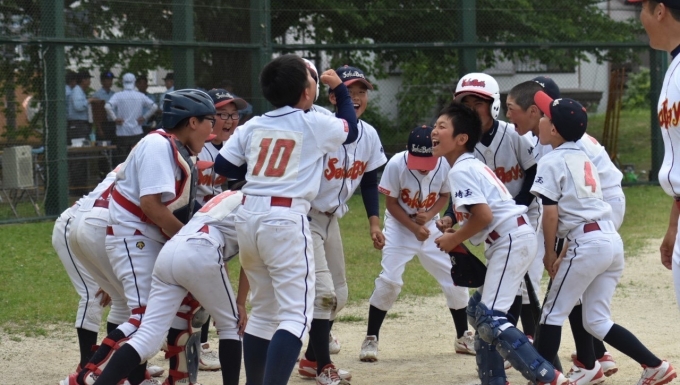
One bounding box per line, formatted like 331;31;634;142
252;138;295;177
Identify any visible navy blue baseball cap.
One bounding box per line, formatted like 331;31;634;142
207;88;247;110
534;91;587;142
628;0;680;9
407;125;438;171
100;70;115;80
532;76;560;100
335;65;374;90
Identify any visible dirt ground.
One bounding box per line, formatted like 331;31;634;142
3;239;680;385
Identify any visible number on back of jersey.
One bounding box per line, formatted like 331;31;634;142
248;129;303;182
564;153;602;199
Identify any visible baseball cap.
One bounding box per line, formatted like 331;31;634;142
207;88;247;110
534;91;587;142
77;70;92;81
407;125;438;171
122;73;136;90
628;0;680;9
163;72;174;80
532;76;561;100
335;65;374;90
100;71;115;80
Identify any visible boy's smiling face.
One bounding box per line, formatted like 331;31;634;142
348;82;368;119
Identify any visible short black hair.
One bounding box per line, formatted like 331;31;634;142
438;102;482;153
508;81;544;110
260;54;311;108
649;0;680;22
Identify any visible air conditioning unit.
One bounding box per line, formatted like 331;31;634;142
2;145;33;189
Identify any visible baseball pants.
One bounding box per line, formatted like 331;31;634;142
481;220;537;314
370;217;469;312
540;220;622;340
128;231;241;361
69;206;129;325
53;210;104;332
235;195;314;341
106;228;164;337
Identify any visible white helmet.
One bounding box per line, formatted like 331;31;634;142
454;72;501;119
302;58;320;101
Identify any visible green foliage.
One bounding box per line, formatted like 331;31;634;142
623;68;651;110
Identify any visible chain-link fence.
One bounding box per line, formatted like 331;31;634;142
0;0;661;223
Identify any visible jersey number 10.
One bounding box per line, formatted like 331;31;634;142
253;138;296;177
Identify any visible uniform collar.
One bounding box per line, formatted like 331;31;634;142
554;141;579;151
454;152;475;165
672;43;680;59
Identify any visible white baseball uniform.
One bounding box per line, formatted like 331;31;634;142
106;132;187;337
531;142;620;339
53;203;104;333
370;151;469;312
658;51;680;313
220;105;349;340
126;190;243;361
310;118;386;319
68;168;130;326
449;153;536;314
196;142;227;205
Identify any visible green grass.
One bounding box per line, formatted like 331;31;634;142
0;184;672;332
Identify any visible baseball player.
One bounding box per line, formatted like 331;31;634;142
637;0;680;330
357;125;472;363
52;201;106;371
297;64;386;384
531;91;676;385
432;102;568;385
215;54;359;385
64;89;216;385
507;79;624;379
449;72;539;332
89;189;249;385
195;89;247;206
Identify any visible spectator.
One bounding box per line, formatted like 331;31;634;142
135;74;157;134
92;70;117;140
65;70;77;111
159;72;174;104
221;79;253;123
67;70;94;142
93;70;116;103
105;73;158;165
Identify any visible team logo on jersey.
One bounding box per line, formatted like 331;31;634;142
198;171;226;187
378;186;391;195
658;99;680;129
324;158;368;180
136;241;145;250
535;176;543;184
453;209;470;224
400;189;437;210
462;79;486;88
494;164;524;183
454;189;473;198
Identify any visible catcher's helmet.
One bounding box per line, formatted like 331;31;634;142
454;73;501;120
162;89;216;129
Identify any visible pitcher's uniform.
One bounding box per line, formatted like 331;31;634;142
310;118;386;320
370;151;468;312
220;105;350;341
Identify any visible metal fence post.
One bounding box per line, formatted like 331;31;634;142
250;0;271;115
41;0;68;215
649;48;668;181
173;0;195;88
458;0;477;77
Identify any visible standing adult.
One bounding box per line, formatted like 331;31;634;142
637;0;680;316
93;70;117;141
67;70;95;142
160;72;174;105
104;73;157;165
93;71;116;103
135;74;157;134
66;70;77;111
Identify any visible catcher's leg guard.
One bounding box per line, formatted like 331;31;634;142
475;302;558;384
77;329;129;385
165;296;209;385
467;290;482;328
475;334;507;385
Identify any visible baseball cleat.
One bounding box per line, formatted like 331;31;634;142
359;335;379;362
316;363;350;385
329;331;341;354
571;351;618;377
637;360;677;385
198;345;221;371
147;365;164;378
566;360;605;385
537;370;570;385
298;358;352;380
454;330;476;355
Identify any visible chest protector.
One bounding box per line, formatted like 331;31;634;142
111;131;197;232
